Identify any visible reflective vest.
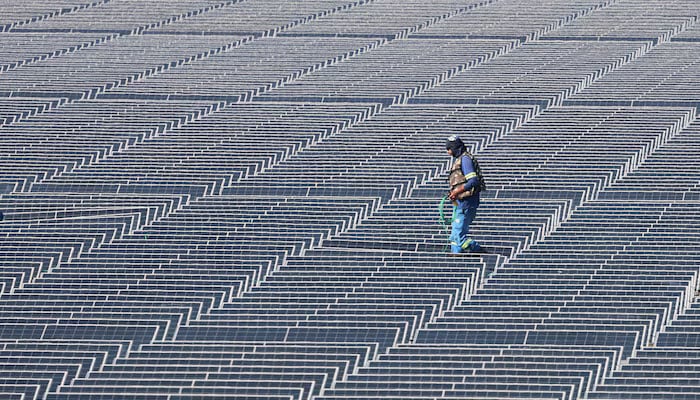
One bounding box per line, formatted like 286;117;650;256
448;153;482;199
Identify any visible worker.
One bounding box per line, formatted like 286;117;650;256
446;135;483;254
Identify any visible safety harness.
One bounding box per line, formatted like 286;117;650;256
448;152;486;198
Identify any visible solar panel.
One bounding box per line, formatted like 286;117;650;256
3;0;700;399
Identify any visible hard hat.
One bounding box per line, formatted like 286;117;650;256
446;135;465;155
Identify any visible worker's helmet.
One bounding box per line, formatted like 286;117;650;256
446;135;465;156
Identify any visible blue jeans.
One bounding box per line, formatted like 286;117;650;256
450;206;480;253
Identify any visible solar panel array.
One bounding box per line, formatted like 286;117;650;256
2;0;700;399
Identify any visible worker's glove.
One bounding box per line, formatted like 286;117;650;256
449;186;474;200
448;186;465;200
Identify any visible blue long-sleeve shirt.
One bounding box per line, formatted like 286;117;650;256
456;154;480;209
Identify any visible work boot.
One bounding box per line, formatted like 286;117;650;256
468;241;482;252
471;245;488;254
